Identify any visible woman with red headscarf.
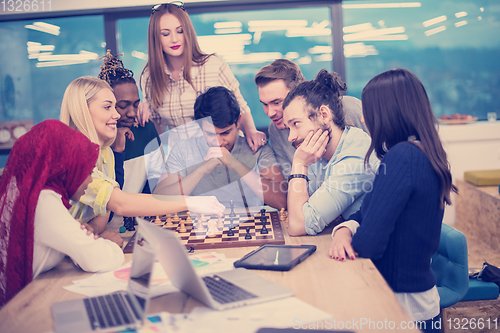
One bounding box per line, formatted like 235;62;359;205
0;120;125;308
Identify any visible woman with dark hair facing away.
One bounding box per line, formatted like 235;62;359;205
329;69;456;331
0;120;124;308
59;76;225;239
98;50;166;194
139;2;267;155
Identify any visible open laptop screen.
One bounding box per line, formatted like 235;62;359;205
128;230;156;316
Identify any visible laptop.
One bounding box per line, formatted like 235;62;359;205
136;217;294;310
52;227;157;333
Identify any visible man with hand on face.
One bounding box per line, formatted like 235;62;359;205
282;69;378;236
155;86;286;210
255;59;368;191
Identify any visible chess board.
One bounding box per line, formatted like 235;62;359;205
123;210;285;253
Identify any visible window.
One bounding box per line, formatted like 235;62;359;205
117;6;333;129
0;15;105;166
0;15;105;123
342;0;500;120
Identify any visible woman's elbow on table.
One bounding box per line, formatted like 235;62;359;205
75;242;124;273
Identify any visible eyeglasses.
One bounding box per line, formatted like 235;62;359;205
151;1;185;14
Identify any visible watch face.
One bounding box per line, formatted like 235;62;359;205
12;126;27;139
0;129;11;144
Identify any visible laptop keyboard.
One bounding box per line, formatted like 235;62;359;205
202;275;257;304
84;292;139;330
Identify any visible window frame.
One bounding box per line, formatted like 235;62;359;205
0;0;345;81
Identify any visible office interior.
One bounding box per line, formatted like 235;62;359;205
0;0;499;214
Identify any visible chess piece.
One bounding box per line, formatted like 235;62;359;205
229;200;236;218
280;208;286;222
172;213;180;223
122;216;128;230
165;213;174;228
245;226;252;239
229;216;235;229
196;213;206;231
217;216;224;230
260;219;269;234
259;209;268;234
124;216;136;231
154;215;162;225
207;219;218;238
227;226;234;237
260;210;267;224
178;218;187;233
186;212;193;224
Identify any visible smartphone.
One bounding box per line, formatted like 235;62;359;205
233;244;316;271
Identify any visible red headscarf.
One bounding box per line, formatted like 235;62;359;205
0;119;99;308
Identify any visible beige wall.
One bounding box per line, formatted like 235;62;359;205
439;121;500;225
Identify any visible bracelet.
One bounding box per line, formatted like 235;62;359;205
288;174;309;183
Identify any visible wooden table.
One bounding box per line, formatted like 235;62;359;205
0;216;419;333
455;179;500;251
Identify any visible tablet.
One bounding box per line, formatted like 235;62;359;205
234;244;316;271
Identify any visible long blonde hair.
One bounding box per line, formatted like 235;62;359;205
60;76;114;169
142;3;212;110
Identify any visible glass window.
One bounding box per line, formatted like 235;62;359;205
118;6;333;129
343;0;500;120
0;15;105;123
0;15;105;166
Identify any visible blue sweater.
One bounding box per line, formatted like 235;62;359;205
350;142;443;293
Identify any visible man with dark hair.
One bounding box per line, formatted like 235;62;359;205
155;86;286;210
282;70;378;236
255;59;368;185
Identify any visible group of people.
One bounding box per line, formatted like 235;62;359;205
0;3;456;332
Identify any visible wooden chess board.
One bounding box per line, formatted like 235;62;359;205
123;210;285;253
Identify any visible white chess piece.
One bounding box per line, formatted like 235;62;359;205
207;219;218;238
178;218;187;233
165;213;174;228
195;213;206;231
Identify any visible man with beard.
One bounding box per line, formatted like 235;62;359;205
282;70;378;236
254;59;368;188
156;86;286;210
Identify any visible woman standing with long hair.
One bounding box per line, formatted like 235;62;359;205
140;2;267;154
329;69;456;332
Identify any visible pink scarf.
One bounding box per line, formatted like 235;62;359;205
0;119;99;307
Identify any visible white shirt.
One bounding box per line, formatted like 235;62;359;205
33;190;124;278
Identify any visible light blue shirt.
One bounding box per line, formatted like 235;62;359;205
303;126;379;235
269;96;369;196
166;133;279;208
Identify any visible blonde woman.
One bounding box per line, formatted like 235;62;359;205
139;2;267;155
60;76;225;238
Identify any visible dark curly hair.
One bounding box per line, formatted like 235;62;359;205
98;50;136;88
194;86;240;128
283;69;347;129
